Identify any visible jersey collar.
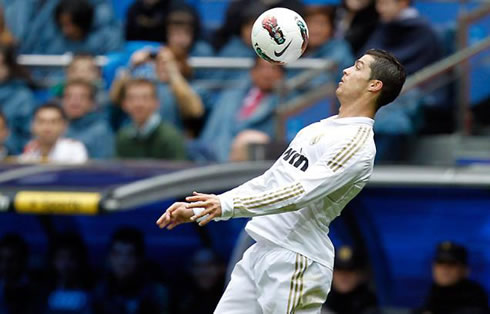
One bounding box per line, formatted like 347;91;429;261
322;115;374;127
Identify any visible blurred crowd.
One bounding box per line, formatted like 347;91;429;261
0;0;468;165
0;230;488;314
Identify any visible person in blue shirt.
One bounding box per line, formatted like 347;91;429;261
62;79;114;159
194;58;284;162
3;0;122;55
0;44;36;154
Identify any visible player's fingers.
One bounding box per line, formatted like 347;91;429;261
157;212;171;229
198;212;216;227
190;207;215;221
186;201;211;209
167;221;179;230
185;195;208;202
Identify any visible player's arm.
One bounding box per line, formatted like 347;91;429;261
188;127;373;225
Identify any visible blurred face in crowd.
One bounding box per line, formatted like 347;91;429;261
376;0;409;23
305;12;332;49
123;82;159;127
58;13;84;41
33;108;66;146
110;241;139;281
0;53;10;82
191;251;223;291
251;59;284;92
241;20;254;46
0;246;24;281
166;12;195;54
67;57;99;82
62;83;95;120
0;116;8;145
336;55;377;102
345;0;373;12
142;0;160;6
332;269;364;293
433;262;467;287
54;248;79;283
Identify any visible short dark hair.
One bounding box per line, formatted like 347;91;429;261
55;0;94;37
34;102;67;121
64;79;96;101
122;78;157;100
110;227;145;257
365;49;406;108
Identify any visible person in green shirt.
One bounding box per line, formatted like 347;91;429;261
116;78;187;160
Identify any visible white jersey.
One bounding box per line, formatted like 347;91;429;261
217;115;376;269
19;138;88;164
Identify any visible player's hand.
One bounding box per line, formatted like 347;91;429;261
186;192;222;226
156;202;194;230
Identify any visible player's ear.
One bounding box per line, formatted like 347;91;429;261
368;79;383;93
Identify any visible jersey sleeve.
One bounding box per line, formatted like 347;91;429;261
217;127;373;220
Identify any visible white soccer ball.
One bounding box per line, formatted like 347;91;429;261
251;7;309;64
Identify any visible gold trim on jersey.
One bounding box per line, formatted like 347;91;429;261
287;254;300;313
332;128;371;172
288;254;307;313
326;126;364;170
234;182;305;210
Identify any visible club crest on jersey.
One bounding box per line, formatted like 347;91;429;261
262;15;286;45
282;147;309;171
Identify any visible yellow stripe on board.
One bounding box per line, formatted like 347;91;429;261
14;191;101;215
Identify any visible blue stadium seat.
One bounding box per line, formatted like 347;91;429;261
285;98;335;142
111;0;136;21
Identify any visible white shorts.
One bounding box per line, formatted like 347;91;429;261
215;241;332;314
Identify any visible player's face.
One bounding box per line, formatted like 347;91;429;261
336;55;374;99
33;109;66;145
123;84;159;127
62;85;95;119
251;59;284;92
433;262;467;287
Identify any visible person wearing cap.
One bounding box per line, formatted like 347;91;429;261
418;241;489;314
322;245;379;314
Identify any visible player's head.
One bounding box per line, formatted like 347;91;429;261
432;241;468;287
32;103;67;146
336;49;405;111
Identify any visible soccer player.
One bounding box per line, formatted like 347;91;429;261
156;49;406;313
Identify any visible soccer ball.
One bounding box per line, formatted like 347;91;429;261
251;7;309;64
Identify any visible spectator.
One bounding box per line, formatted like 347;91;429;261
4;0;122;55
361;0;442;75
93;227;169;314
335;0;379;56
62;79;114;159
0;7;15;46
0;44;36;154
213;6;264;81
0;111;9;160
177;249;225;314
53;54;107;104
298;5;354;85
195;58;284;162
212;0;304;51
113;47;207;137
0;234;40;314
19;103;88;164
41;233;94;314
418;242;489;314
116;78;187;160
322;246;378;314
125;0;172;42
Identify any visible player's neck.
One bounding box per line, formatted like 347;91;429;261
337;101;376;119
